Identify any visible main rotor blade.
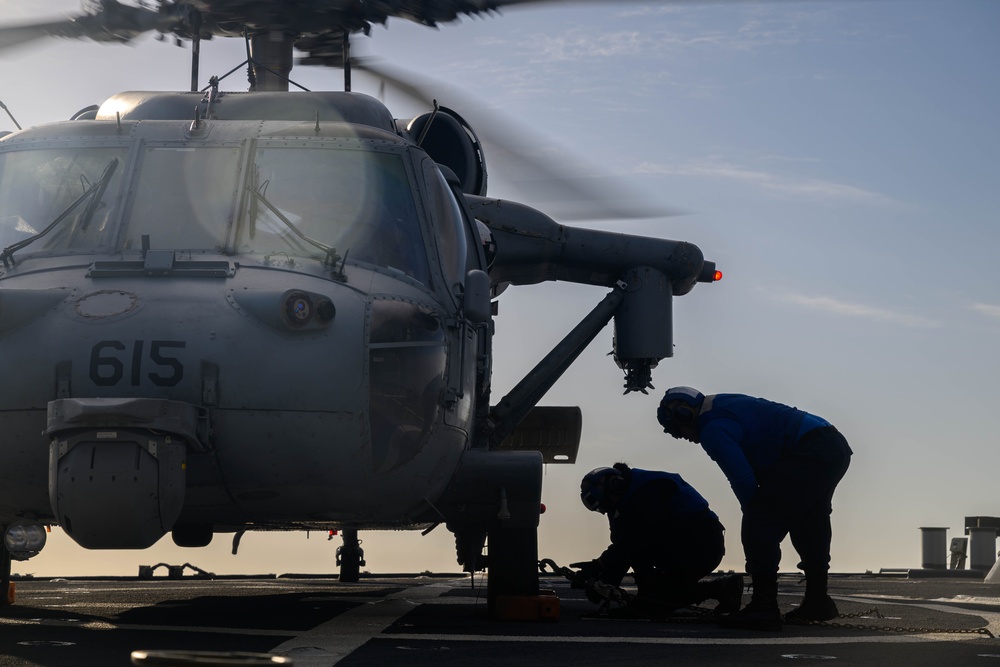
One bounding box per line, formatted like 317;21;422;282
0;3;182;54
0;1;712;57
358;58;682;222
0;19;89;52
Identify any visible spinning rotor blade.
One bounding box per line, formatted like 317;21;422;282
0;1;185;53
0;20;78;52
0;1;693;56
358;58;682;222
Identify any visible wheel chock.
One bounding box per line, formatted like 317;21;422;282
6;582;14;605
494;590;560;621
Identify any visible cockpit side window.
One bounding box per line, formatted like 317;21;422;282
422;161;468;294
240;144;431;285
0;146;128;255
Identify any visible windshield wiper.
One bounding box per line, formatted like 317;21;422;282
1;157;119;268
79;158;119;232
247;186;341;266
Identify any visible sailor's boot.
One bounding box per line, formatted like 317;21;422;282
718;576;782;631
696;574;745;615
784;571;839;623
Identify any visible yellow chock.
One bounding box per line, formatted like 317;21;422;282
494;590;560;621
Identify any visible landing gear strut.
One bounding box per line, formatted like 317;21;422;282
336;529;365;583
486;523;539;613
1;542;12;607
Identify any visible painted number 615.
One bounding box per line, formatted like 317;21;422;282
89;340;187;387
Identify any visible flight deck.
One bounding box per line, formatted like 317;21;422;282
2;571;999;666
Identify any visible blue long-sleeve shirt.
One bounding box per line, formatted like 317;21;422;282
598;468;717;584
697;394;830;507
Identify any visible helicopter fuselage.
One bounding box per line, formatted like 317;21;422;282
0;91;716;610
0;101;504;552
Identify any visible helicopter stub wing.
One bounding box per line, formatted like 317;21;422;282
494;406;581;464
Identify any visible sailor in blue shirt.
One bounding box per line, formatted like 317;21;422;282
658;387;852;630
575;463;743;616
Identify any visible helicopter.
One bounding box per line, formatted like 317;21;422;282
0;0;720;614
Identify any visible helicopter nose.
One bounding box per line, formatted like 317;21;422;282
44;397;198;549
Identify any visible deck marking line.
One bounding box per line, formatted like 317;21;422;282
0;616;299;637
376;632;983;646
271;579;462;666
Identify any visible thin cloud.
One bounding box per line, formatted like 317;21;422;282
971;303;1000;321
617;6;687;19
758;154;823;164
635;160;898;206
774;292;941;329
530;30;646;61
514;3;839;62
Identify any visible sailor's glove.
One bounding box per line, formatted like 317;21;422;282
585;580;616;604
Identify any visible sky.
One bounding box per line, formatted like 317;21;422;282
1;0;999;580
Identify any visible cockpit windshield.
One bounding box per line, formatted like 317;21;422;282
123;146;242;252
0;147;128;255
0;139;431;284
242;144;430;284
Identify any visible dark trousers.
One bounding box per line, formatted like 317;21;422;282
741;427;852;584
633;513;726;604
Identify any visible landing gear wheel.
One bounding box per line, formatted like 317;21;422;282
1;543;12;607
337;529;364;583
486;524;539;615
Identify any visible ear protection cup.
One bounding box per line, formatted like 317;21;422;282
659;387;704;432
671;402;695;425
580;467;628;512
606;472;627;495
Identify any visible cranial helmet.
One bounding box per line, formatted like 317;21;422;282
580;466;626;514
657;386;705;434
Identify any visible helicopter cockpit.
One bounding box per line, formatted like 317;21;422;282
0;125;441;289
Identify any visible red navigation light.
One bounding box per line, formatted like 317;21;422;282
697;262;721;283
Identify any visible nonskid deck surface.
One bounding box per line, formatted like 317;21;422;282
1;573;999;666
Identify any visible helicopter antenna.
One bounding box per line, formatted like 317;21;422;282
335;249;349;282
243;28;257;91
189;11;202;92
0;100;21;131
415;100;440;147
205;76;221;118
343;33;351;92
